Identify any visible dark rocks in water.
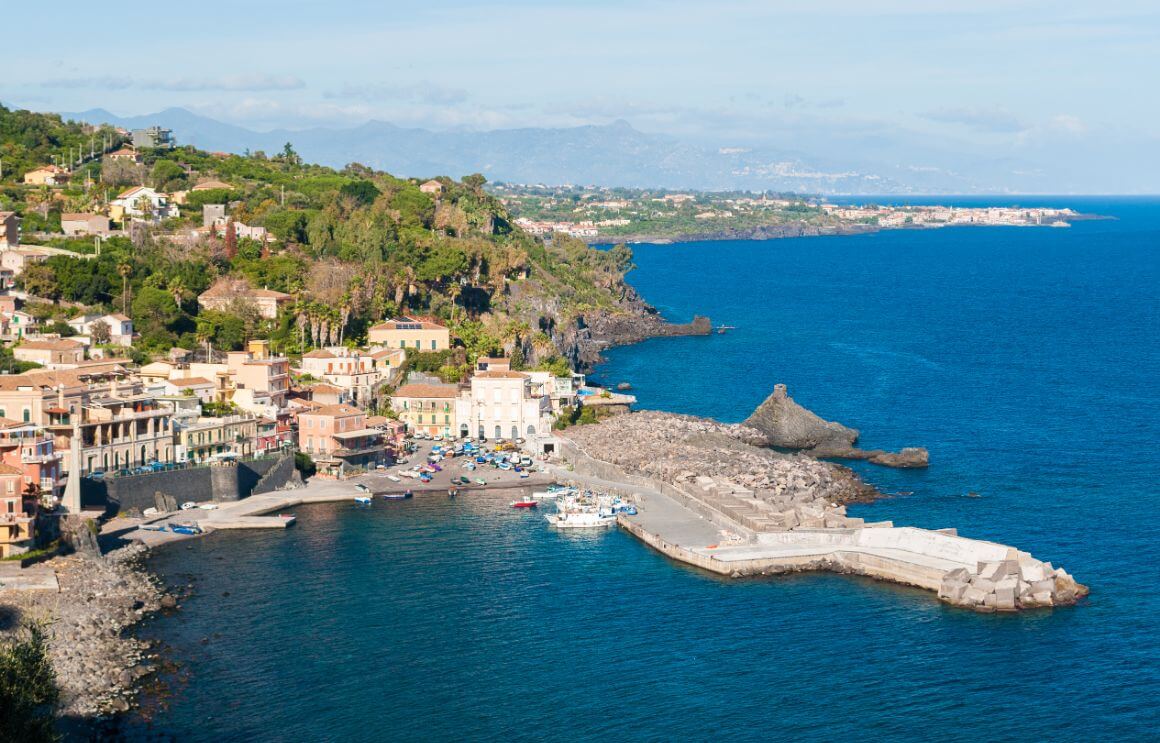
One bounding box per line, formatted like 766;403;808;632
159;595;178;610
744;384;929;469
616;382;632;391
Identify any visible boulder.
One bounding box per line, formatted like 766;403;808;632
743;384;860;450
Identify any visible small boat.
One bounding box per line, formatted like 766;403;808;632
170;523;203;536
354;495;373;505
355;483;372;493
510;499;537;508
448;488;458;498
474;477;486;485
519;471;530;479
545;512;616;529
387;475;401;482
140;524;167;532
382;491;413;500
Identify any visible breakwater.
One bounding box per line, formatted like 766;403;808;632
557;414;1086;612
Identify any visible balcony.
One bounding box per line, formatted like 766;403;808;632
21;451;62;464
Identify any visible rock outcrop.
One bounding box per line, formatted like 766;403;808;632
743;384;929;468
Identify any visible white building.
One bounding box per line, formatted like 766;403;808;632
461;371;552;441
67;313;134;347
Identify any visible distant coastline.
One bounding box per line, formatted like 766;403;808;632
586;211;1109;246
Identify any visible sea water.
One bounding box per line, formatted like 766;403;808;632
131;197;1159;741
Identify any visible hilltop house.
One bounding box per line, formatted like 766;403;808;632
67;313;134;346
61;213;113;237
106;147;141;163
198;278;292;320
110;186;177;223
23;165;69;186
13;338;86;368
419;179;444;195
367;316;450;351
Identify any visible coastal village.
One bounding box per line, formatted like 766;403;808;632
496;183;1080;241
0;110;1088;724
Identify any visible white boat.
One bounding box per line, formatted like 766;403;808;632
530;490;561;500
545;511;616;529
354;495;373;505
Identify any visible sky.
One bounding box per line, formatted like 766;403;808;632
4;0;1158;190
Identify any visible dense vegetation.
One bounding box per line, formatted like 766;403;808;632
0;106;637;363
0;622;60;742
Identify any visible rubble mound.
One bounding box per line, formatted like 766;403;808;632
938;556;1089;612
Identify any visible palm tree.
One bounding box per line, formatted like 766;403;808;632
338;295;352;346
169;278;188;311
447;282;463;322
117;263;133;314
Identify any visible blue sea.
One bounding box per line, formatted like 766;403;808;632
131;197;1159;741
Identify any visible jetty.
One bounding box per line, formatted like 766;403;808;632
554;413;1087;613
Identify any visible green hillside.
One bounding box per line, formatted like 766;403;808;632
0;105;636;370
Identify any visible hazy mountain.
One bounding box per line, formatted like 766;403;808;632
63;107;1032;194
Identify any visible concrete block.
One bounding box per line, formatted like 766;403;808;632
1031;579;1055;595
993;583;1017;611
962;587;988;605
1029;591;1054;607
970;577;996;594
939;582;968;602
1020;562;1048;583
944;567;972;583
780;510;800;529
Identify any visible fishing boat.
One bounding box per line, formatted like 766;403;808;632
382;490;413;500
354;495;373;505
169;523;203;535
545;511;616;529
510;498;537;508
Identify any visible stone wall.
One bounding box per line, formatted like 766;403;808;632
82;454;297;514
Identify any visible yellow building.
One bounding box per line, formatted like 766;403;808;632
390;383;459;438
368;317;450;351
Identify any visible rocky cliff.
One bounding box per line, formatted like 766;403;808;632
743;384;929;468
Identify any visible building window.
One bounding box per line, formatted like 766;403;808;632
430;339;436;350
22;408;30;422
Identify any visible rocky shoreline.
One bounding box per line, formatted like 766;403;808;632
0;541;170;720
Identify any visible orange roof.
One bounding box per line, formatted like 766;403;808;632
167;377;213;387
16;338;84;352
393;383;459;399
0;462;25;476
303;404;363;418
301;349;335;359
191;179;233;191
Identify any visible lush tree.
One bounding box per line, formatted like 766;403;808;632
339;180;380;206
0;622;60;743
150;159;187;192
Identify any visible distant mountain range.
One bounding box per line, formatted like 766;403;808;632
58;106;1111;195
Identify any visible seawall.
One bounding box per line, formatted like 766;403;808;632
82;454;297;514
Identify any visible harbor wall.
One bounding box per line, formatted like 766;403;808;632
82;454;297;514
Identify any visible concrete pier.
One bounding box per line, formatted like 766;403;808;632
552;435;1087;612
